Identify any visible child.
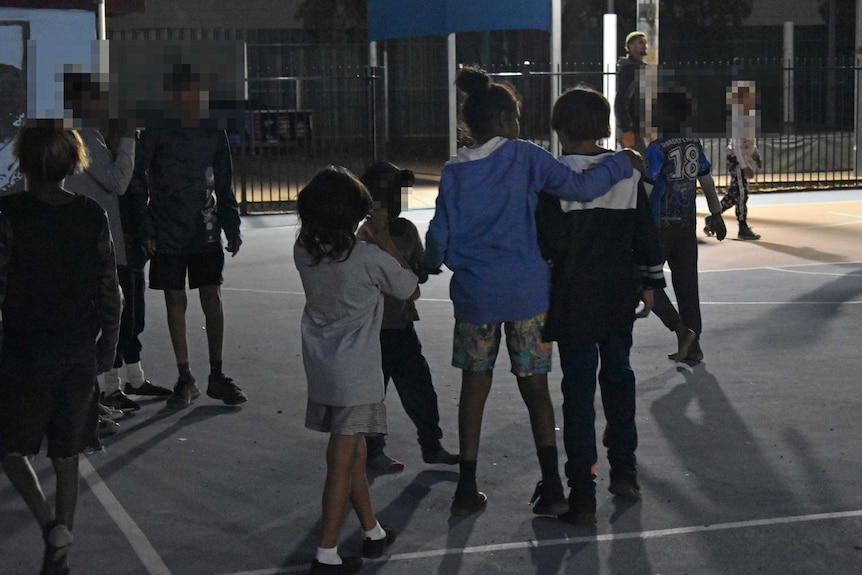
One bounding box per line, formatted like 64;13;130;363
295;166;417;574
424;66;639;517
705;80;762;240
357;162;458;473
0;125;121;575
644;90;726;363
536;87;666;524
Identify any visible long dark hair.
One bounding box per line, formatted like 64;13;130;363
296;166;372;264
456;66;520;143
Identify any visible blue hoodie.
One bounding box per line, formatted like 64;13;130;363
425;138;632;324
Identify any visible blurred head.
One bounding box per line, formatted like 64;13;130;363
625;31;648;61
552;87;611;144
164;63;207;126
296;166;372;264
455;66;521;144
14;124;90;183
360;162;414;220
64;71;109;125
729;81;756;113
654;90;692;135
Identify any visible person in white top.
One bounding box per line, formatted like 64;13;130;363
705;81;762;240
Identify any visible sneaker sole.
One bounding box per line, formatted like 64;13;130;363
451;492;488;516
206;390;248;405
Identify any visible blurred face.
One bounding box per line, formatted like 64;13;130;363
628;37;648;61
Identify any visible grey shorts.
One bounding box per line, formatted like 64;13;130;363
305;399;388;436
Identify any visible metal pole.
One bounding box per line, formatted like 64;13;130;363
855;0;862;175
550;0;561;155
783;22;794;134
96;0;106;40
448;33;457;158
603;13;618;151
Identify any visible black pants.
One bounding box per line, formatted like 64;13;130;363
366;324;444;458
113;260;146;368
652;223;702;336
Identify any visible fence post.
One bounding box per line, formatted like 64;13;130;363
783;22;795;135
366;65;386;163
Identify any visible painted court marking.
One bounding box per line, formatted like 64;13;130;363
219;509;862;575
79;456;171;575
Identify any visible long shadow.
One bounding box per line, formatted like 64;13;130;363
647;364;795;569
527;515;599;575
608;497;651;575
723;239;849;264
86;404;243;482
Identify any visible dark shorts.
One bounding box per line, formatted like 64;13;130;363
0;340;100;459
149;250;224;290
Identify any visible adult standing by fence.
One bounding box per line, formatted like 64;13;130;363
615;31;650;154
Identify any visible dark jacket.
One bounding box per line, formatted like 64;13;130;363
128;128;241;256
614;55;646;135
537;153;665;345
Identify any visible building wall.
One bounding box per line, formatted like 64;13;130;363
108;0;302;31
745;0;823;27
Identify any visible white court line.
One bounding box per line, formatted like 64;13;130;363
79;456;172;575
220;509;862;575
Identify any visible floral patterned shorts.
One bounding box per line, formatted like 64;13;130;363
452;312;552;376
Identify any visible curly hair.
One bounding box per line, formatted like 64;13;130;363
296;166;372;265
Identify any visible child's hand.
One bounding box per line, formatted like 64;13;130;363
96;336;116;373
225;235;242;257
620;131;636;148
635;287;654;318
622;148;645;173
710;213;727;241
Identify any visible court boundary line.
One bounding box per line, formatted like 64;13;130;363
219;508;862;575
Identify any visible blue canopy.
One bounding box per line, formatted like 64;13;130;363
368;0;551;42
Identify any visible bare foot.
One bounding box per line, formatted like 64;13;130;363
668;328;696;361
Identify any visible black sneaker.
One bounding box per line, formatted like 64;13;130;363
609;477;642;498
206;374;248;405
100;390;141;412
421;445;459;465
98;417;120;436
558;493;597;525
166;376;200;410
361;526;396;559
530;478;569;516
124;380;172;397
737;224;761;240
451;483;488;516
309;556;362;575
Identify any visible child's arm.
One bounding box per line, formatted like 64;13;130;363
425;173;451;272
128;130;155;255
83;130;135;196
699;171;727;241
405;220;429;283
360;215;420;301
539;146;635;203
95;210;122;373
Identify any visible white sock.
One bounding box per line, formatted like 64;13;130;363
125;362;146;387
364;521;385;541
315;546;342;565
103;368;122;395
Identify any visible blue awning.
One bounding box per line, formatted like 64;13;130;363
368;0;550;42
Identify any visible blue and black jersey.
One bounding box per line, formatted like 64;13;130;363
644;135;711;227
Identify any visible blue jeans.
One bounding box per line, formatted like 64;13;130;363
558;330;638;496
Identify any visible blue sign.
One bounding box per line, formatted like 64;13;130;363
368;0;550;41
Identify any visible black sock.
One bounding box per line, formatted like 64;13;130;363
537;446;560;484
177;363;192;381
459;460;477;485
210;360;223;379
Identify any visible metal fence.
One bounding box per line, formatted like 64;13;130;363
235;58;861;212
